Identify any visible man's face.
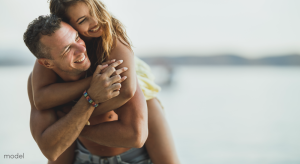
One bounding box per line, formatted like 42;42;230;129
40;22;91;75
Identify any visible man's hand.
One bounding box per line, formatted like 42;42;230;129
88;60;128;104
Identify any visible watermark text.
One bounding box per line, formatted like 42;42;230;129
4;153;24;159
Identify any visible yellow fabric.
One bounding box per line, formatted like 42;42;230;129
135;56;161;100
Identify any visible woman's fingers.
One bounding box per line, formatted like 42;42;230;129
109;73;128;85
111;90;120;98
109;60;123;68
100;60;125;74
112;76;127;84
111;67;128;77
110;75;122;84
94;59;119;76
102;60;123;77
101;59;116;65
110;83;122;91
118;76;127;83
94;64;108;76
100;59;116;74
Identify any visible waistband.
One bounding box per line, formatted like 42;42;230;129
75;139;150;164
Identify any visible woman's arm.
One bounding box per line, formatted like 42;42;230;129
79;38;148;147
32;59;125;110
91;38;137;117
32;60;92;110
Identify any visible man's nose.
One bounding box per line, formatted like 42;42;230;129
75;43;86;54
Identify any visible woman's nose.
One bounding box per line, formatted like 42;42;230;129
90;17;98;26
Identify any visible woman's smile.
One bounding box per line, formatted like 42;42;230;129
66;1;103;39
89;24;100;33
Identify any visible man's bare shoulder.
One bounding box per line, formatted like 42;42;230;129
28;72;59;140
27;72;57;120
27;73;33;101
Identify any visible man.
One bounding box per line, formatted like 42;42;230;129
25;14;149;163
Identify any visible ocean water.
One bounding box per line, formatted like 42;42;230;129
0;66;300;164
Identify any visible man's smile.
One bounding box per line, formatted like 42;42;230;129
74;54;86;63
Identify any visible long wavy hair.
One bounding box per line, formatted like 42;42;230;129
49;0;132;71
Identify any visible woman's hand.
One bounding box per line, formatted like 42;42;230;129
87;60;128;104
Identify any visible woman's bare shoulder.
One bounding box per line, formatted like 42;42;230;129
109;38;133;60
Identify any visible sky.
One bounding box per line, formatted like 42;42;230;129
1;0;300;58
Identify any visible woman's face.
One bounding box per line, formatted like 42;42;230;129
66;1;103;39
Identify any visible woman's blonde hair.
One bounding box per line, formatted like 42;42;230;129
49;0;132;70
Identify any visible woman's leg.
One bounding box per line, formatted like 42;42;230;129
145;98;180;164
47;142;76;164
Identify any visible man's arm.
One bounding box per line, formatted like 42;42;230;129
80;81;148;148
29;64;116;161
29;74;94;161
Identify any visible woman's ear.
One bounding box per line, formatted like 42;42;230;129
37;58;55;69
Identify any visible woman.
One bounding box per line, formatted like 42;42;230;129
32;0;180;163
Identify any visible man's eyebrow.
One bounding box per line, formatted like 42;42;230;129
61;44;70;56
76;16;85;23
74;32;79;41
61;32;79;56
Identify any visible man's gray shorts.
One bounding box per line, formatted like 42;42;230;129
73;140;152;164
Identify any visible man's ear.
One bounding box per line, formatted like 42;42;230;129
37;58;55;69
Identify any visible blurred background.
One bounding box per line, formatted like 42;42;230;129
1;0;300;163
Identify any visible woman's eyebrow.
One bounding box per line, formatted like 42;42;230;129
76;16;85;23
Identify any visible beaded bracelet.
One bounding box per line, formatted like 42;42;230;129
83;90;99;107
